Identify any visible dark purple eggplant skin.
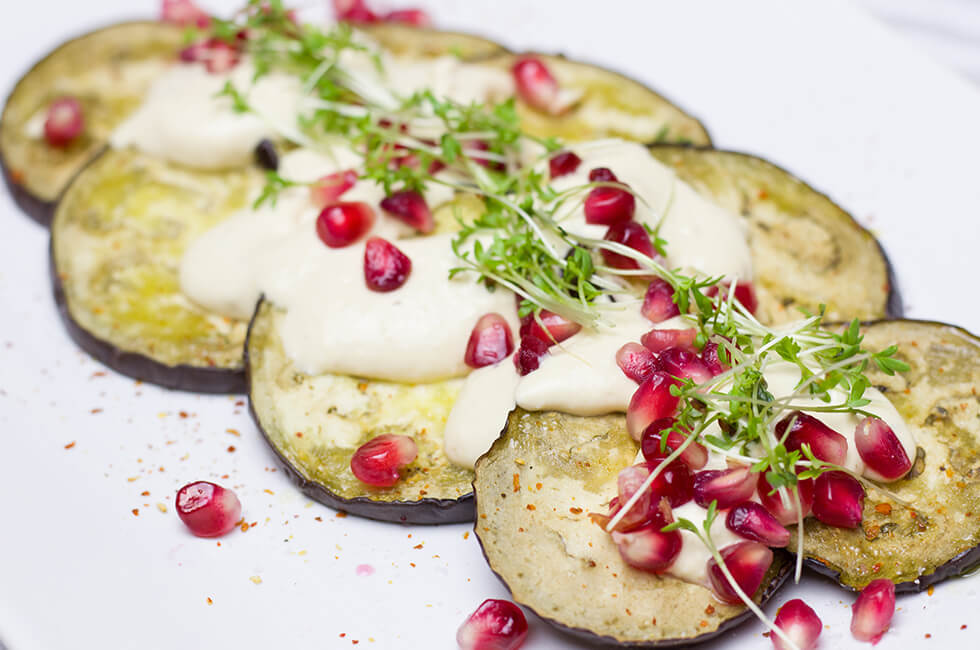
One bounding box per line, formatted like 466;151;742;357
802;549;980;595
243;298;475;525
1;159;59;226
48;239;246;393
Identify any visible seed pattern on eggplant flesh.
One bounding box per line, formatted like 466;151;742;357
50;149;259;389
473;409;792;647
794;320;980;592
246;301;476;524
1;22;184;225
647;146;900;323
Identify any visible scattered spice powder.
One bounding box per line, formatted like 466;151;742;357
526;504;536;511
705;605;715;615
227;446;236;453
132;508;139;516
463;532;469;540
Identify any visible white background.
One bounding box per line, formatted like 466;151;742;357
1;1;979;648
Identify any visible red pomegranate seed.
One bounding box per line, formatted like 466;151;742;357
205;40;241;74
332;0;379;22
465;139;504;171
43;97;84;148
584;185;635;225
757;473;814;526
734;282;759;315
854;417;911;481
812;471;865;528
772;599;822;650
350;434;417;487
613;464;653;531
549;151;582;178
659;347;713;384
850;578;895;645
640;418;708;470
776;411;848;465
364;237;412;292
726;502;790;547
641;329;697;354
626;372;681;441
465;313;514;368
379;190;433;233
588;167;617;183
701;341;731;375
648;460;695;507
384;8;432;25
612;523;682;573
616;342;660;384
522;310;582;345
693;467;759;509
175;481;241;538
161;0;211;27
457;599;528;650
602;222;655;270
707;541;774;605
316;202;375;248
310;169;358;207
512;56;574;115
641;279;680;323
514;334;549;376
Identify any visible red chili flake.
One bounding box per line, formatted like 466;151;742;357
91;371;106;378
235;400;245;407
926;634;932;639
928;585;935;596
526;504;536;511
699;620;708;628
413;544;423;550
295;432;304;438
64;441;76;449
463;531;470;539
90;408;103;414
569;507;583;514
336;512;348;518
315;517;323;522
875;503;893;515
132;508;139;516
962;625;969;630
705;605;715;615
512;473;520;492
227;446;236;453
206;597;213;605
409;563;416;568
339;633;346;638
535;482;543;490
179;411;189;419
871;563;882;573
141;490;150;497
240;521;250;532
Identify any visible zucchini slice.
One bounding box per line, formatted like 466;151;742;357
1;21;183;225
648;146;900;322
359;23;509;60
246;300;474;524
51;149;260;392
473;409;791;646
481;53;711;146
796;319;980;592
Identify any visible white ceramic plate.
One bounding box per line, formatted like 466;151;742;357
2;1;979;648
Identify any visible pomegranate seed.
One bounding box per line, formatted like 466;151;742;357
43;97;84;147
465;313;514;368
734;282;759;315
514;335;549;376
584;185;635;225
812;471;865;528
384;9;432;25
659;347;713;384
316;202;375;248
310;169;357;207
726;502;790;547
616;342;660;383
175;481;241;538
612;524;682;573
701;341;731;375
776;411;848;465
707;541;774;605
647;460;695;507
204;40;241;74
641;328;697;354
854;417;912;481
379;190;434;234
850;578;895;645
350;434;417;487
512;56;573;115
522;310;582;345
161;0;211;27
626;372;681;441
757;473;814;526
549;151;582;178
693;467;759;509
588;167;617;183
457;599;528;650
465;139;504;171
772;599;822;650
332;0;379;22
613;465;653;531
640;418;708;470
641;279;680;323
364;237;412;292
602;222;655;270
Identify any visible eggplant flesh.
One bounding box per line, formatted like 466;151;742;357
50;149;260;391
796;319;980;592
359;23;510;61
473;409;791;647
246;300;475;524
1;21;183;225
648;146;899;322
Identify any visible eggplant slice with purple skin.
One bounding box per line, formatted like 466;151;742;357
473;409;792;647
795;319;980;593
1;21;184;226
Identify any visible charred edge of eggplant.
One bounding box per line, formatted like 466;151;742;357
472;482;793;648
48;238;246;394
647;144;903;318
0;154;56;226
243;298;475;525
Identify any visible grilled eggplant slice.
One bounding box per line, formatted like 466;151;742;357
796;319;980;592
648;146;900;322
51;149;260;392
473;409;792;646
1;21;183;225
246;300;474;523
360;23;509;60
